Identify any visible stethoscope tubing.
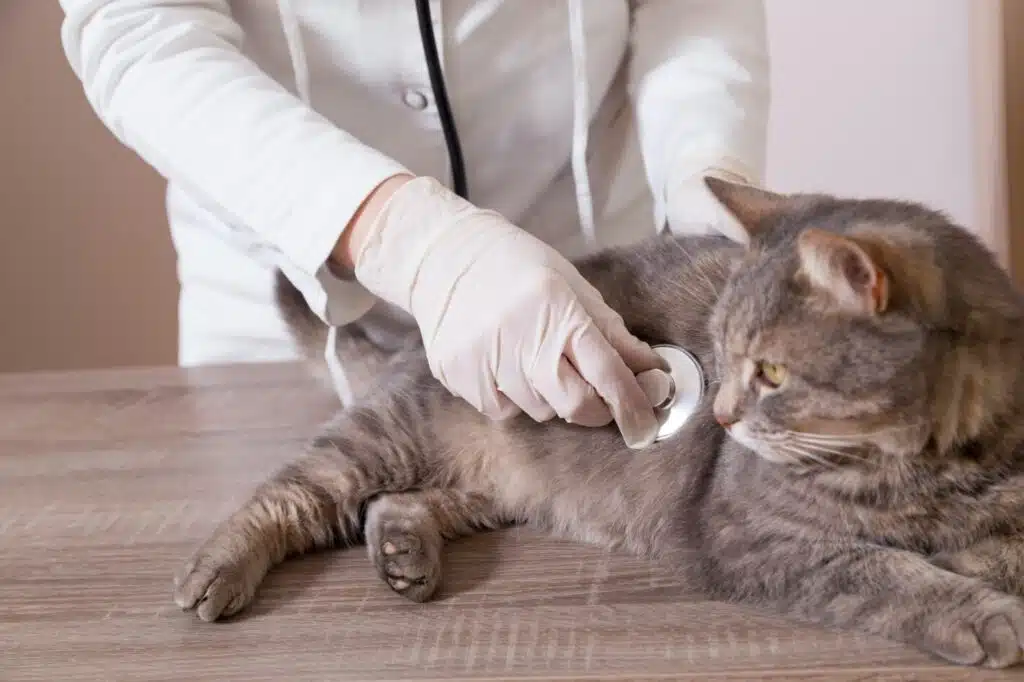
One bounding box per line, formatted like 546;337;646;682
413;7;706;444
414;0;469;200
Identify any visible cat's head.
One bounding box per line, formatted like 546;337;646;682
704;177;1023;471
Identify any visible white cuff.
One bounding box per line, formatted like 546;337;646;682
662;155;760;242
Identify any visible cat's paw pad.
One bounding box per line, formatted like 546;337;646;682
173;539;264;622
926;595;1024;668
369;525;441;603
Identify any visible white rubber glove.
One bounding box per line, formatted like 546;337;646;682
353;176;663;448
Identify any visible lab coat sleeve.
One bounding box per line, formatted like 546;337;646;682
58;0;410;325
627;0;771;236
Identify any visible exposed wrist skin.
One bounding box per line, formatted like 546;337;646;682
330;173;415;272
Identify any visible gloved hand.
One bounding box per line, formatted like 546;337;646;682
352;175;663;448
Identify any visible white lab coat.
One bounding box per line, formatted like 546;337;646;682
58;0;770;370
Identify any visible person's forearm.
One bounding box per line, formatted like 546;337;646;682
60;0;408;280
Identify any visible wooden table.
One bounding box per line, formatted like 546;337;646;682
1;363;1019;681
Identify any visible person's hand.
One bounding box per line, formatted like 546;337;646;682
348;175;664;448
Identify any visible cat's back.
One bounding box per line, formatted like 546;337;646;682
575;234;742;353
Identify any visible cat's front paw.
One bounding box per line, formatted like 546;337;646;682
921;592;1024;668
173;531;268;622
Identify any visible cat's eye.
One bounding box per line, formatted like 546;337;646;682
755;361;788;389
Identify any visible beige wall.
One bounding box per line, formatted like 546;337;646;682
765;0;988;236
763;0;1010;267
0;1;1012;373
0;2;176;373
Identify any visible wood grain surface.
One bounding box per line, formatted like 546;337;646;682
1;363;1021;681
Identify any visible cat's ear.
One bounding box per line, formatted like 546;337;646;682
703;176;789;237
796;228;889;315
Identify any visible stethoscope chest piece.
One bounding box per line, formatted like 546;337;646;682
636;344;706;442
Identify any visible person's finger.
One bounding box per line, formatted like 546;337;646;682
602;320;665;374
568;277;665;374
496;369;558;423
563;316;660;449
483;391;523;421
530;355;613;427
525;289;613;427
433;354;521;421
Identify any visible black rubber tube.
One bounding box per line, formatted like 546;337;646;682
414;0;468;200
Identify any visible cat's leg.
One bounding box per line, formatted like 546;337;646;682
728;540;1024;668
932;536;1024;597
364;489;508;602
173;404;438;622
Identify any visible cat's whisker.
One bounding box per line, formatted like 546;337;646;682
793;422;925;435
757;432;853;451
781;443;838;470
786;434;861;451
782;422;927;444
763;432;874;469
798;444;870;464
785;434;882;463
774;447;806;468
831;451;871;464
776;442;818;461
787;439;856;457
787;438;860;452
782;430;857;442
782;432;864;445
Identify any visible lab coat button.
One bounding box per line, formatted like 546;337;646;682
403;89;429;110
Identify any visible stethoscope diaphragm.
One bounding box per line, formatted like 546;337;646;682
636;344;706;442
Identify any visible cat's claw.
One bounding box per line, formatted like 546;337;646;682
173;537;265;622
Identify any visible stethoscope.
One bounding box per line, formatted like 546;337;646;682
415;0;468;200
637;346;707;442
414;1;706;442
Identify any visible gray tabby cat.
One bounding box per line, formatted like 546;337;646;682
174;178;1024;669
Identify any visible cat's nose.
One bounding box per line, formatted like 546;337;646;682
714;411;738;429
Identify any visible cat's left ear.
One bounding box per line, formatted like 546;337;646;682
797;228;889;315
703;175;790;240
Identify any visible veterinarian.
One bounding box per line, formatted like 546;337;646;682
58;1;770;448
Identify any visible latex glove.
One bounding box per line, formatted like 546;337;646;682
666;166;755;243
353;176;663;448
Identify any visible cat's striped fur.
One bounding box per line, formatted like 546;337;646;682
174;179;1024;668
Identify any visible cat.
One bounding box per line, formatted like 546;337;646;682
173;177;1024;669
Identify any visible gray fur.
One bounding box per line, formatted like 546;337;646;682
175;181;1024;668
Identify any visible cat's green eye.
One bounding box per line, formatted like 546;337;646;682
756;361;788;389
